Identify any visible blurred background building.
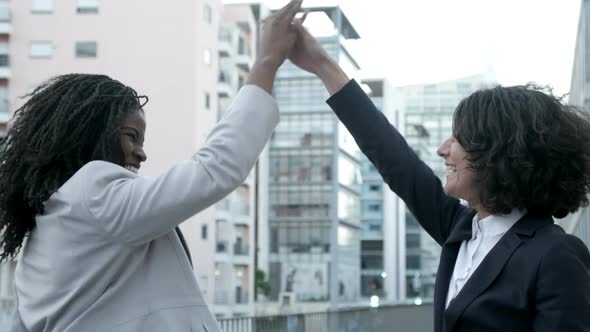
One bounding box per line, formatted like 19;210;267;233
211;3;263;319
560;0;590;248
0;0;10;141
358;78;407;303
256;6;362;315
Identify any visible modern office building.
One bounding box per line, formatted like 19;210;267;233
398;72;497;299
257;6;362;312
562;0;590;247
358;78;407;303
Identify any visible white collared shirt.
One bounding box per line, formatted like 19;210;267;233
445;209;526;308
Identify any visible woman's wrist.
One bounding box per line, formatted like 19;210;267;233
315;56;350;96
246;58;279;94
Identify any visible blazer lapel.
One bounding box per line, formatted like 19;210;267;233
175;226;193;267
442;214;550;332
434;213;474;332
443;231;521;332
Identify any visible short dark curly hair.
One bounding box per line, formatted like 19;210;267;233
453;84;590;219
0;74;147;262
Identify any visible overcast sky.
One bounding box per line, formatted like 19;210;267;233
226;0;582;96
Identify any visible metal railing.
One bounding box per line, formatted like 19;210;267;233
219;303;433;332
235;290;249;304
0;54;8;67
233;243;249;256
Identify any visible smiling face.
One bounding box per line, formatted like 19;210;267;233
436;135;477;203
110;108;147;173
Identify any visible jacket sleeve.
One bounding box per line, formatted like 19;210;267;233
79;84;279;245
533;234;590;331
326;79;468;245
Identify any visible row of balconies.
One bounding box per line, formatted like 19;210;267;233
0;2;10;82
216;241;250;256
214;289;250;305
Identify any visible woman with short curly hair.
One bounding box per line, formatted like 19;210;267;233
450;85;590;219
287;20;590;332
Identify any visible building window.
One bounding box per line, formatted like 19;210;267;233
369;184;381;193
0;85;8;114
0;42;9;67
203;49;211;66
368;204;381;212
77;0;99;14
75;41;97;58
205;92;210;110
201;224;208;240
32;0;52;13
30;41;53;59
203;4;212;24
238;36;246;55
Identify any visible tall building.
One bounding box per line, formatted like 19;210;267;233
0;0;10;139
258;6;362;312
562;0;590;247
358;78;407;303
210;3;261;319
0;2;12;327
398;73;496;299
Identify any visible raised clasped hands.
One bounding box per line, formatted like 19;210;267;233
257;0;302;72
252;0;348;95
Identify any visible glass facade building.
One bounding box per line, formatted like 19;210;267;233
266;9;362;304
561;0;590;247
357;79;408;302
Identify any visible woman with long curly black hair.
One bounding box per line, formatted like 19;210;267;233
1;1;303;331
286;21;590;332
0;74;149;263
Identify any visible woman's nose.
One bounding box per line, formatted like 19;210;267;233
136;148;147;163
437;138;451;158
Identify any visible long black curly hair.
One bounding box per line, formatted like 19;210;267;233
0;73;147;262
453;84;590;219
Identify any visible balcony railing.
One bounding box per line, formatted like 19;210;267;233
0;54;9;67
219;71;230;83
233;243;249;256
214;290;230;305
219;303;433;332
235;290;249;304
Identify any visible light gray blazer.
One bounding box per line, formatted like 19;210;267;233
11;85;279;332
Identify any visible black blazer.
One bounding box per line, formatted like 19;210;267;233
327;80;590;332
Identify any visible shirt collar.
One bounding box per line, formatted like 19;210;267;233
472;209;527;238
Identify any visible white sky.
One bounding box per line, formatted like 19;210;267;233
226;0;582;96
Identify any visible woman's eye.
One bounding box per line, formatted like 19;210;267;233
126;133;137;143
